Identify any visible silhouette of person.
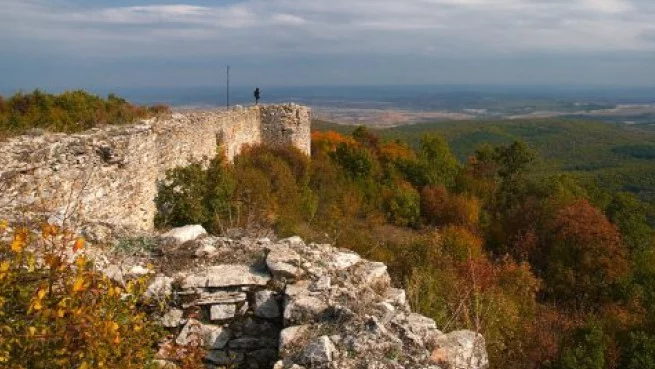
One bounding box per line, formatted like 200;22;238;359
254;88;261;105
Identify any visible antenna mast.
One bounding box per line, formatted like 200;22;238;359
226;65;230;108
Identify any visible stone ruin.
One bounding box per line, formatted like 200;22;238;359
0;103;490;369
103;225;489;369
0;104;311;234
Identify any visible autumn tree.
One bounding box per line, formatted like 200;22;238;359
543;200;629;309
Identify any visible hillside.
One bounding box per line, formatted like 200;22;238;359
314;118;655;219
3;102;655;369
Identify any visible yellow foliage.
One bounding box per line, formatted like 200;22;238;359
0;223;161;369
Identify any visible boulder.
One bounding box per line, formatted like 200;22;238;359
161;225;207;244
279;325;310;353
266;246;303;279
430;330;489;369
302;336;337;364
255;290;281;318
284;296;328;325
176;319;231;350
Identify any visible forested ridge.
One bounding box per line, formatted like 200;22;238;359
314;118;655;223
155;125;655;369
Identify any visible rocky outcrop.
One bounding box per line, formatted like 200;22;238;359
111;226;488;369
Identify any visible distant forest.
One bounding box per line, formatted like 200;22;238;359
314;119;655;224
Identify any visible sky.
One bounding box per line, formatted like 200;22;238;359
1;0;655;90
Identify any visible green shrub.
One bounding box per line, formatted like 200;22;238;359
0;90;171;137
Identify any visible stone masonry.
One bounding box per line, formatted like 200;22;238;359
0;104;311;233
105;227;489;369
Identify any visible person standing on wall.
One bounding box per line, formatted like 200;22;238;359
254;88;261;105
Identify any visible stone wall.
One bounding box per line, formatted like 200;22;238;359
122;228;489;369
0;104;311;233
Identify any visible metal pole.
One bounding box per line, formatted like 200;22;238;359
226;65;230;108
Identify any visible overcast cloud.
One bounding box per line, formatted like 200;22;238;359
1;0;654;89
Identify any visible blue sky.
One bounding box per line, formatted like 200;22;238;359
1;0;655;90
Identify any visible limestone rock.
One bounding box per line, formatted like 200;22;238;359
128;264;151;277
302;336;336;364
176;319;231;350
267;246;303;279
181;264;271;289
406;313;441;337
309;275;331;292
255;290;281;318
197;291;247;305
195;244;218;258
284;295;328;325
384;288;407;306
356;261;391;288
145;276;173;299
161;309;184;328
330;251;361;270
161;225;207;244
279;236;304;247
430;330;489;369
210;304;237;321
279;325;310;353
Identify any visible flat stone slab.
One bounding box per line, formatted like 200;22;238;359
197;291;247;305
181;264;271;289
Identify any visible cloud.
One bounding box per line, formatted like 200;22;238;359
1;0;654;88
2;0;654;58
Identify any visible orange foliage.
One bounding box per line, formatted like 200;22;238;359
545;200;630;307
379;141;416;162
421;186;481;229
439;225;485;263
311;131;356;154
